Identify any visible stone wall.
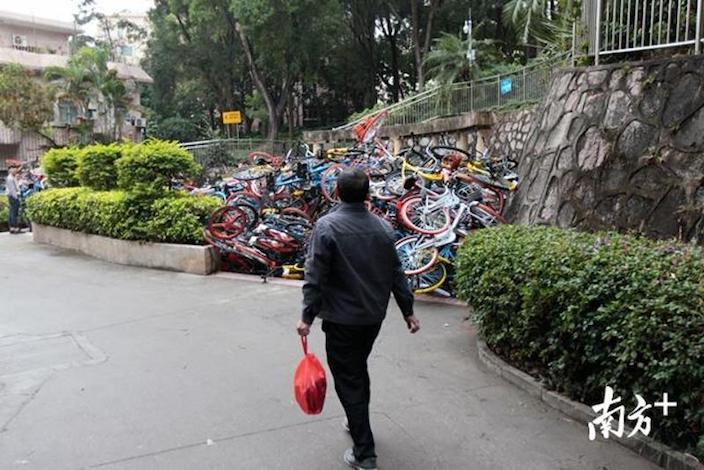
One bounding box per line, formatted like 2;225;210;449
485;107;537;161
506;55;704;243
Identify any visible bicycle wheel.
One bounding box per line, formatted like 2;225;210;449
248;151;275;165
227;190;261;209
272;192;309;213
401;148;440;173
469;203;507;228
320;163;346;203
409;262;447;294
398;195;451;235
207;205;254;240
395;235;439;275
229;239;274;271
430;145;473;163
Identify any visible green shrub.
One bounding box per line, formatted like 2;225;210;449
42;147;81;187
456;225;704;459
146;195;221;244
77;143;123;190
116;139;201;191
0;195;8;230
26;188;220;245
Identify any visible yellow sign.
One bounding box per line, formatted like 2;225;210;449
222;111;241;125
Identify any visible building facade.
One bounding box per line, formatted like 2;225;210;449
0;10;153;170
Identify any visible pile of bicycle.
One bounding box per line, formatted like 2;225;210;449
199;112;519;297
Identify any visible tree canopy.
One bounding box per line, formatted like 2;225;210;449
142;0;574;141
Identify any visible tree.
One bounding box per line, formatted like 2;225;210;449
230;0;344;140
424;33;502;84
410;0;444;92
0;64;56;134
145;0;249;141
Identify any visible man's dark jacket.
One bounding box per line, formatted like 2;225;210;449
302;202;414;325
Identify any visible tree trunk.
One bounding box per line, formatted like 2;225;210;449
234;21;280;141
410;0;424;92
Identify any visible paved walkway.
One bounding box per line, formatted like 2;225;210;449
0;233;660;470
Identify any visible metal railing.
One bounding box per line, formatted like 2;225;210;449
584;0;703;62
334;54;567;132
181;138;294;177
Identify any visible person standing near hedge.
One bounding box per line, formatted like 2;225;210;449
6;165;21;234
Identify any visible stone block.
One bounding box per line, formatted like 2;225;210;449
604;90;632;129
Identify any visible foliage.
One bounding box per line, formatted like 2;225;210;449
76;143;123;190
116;139;201;191
26;188;220;245
149;116;204;143
42;148;81;187
146;195;222;244
456;225;704;459
0;195;7;229
45;46;130;141
425;33;503;85
0;64;56;132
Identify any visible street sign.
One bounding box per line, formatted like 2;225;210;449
500;78;513;96
222;111;241;124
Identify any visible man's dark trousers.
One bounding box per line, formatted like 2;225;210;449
323;320;382;461
8;196;19;229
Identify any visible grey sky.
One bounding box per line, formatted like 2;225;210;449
1;0;153;23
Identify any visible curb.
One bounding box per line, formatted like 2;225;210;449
476;339;704;470
213;272;468;307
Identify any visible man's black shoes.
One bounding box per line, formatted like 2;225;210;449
343;448;377;470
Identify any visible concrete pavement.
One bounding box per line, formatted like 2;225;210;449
0;233;660;469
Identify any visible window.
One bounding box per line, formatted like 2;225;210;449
120;46;134;56
57;101;79;125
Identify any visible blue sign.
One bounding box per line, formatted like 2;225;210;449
500;78;513;96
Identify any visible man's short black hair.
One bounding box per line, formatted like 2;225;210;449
337;167;369;203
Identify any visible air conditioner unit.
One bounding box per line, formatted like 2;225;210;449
12;34;28;48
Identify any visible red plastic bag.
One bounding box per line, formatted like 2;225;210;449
294;336;327;415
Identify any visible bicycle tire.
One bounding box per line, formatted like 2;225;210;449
409;262;447;294
470;203;507;228
207;205;254;240
398;195;451;235
395;235;439;275
320;163;346;204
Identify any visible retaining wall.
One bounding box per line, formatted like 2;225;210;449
33;223;219;275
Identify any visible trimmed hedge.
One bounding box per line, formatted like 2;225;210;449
0;195;7;230
77;143;124;190
26;188;220;245
42;147;81;187
456;225;704;459
116;139;201;191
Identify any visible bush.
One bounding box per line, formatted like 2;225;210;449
456;225;704;458
42;147;81;187
0;195;7;230
77;143;123;190
146;195;221;244
116;139;201;191
26;188;220;245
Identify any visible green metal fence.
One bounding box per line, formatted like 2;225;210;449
180;138;295;177
334;54;568;131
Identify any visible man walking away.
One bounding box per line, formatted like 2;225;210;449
6;165;21;234
297;168;420;470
